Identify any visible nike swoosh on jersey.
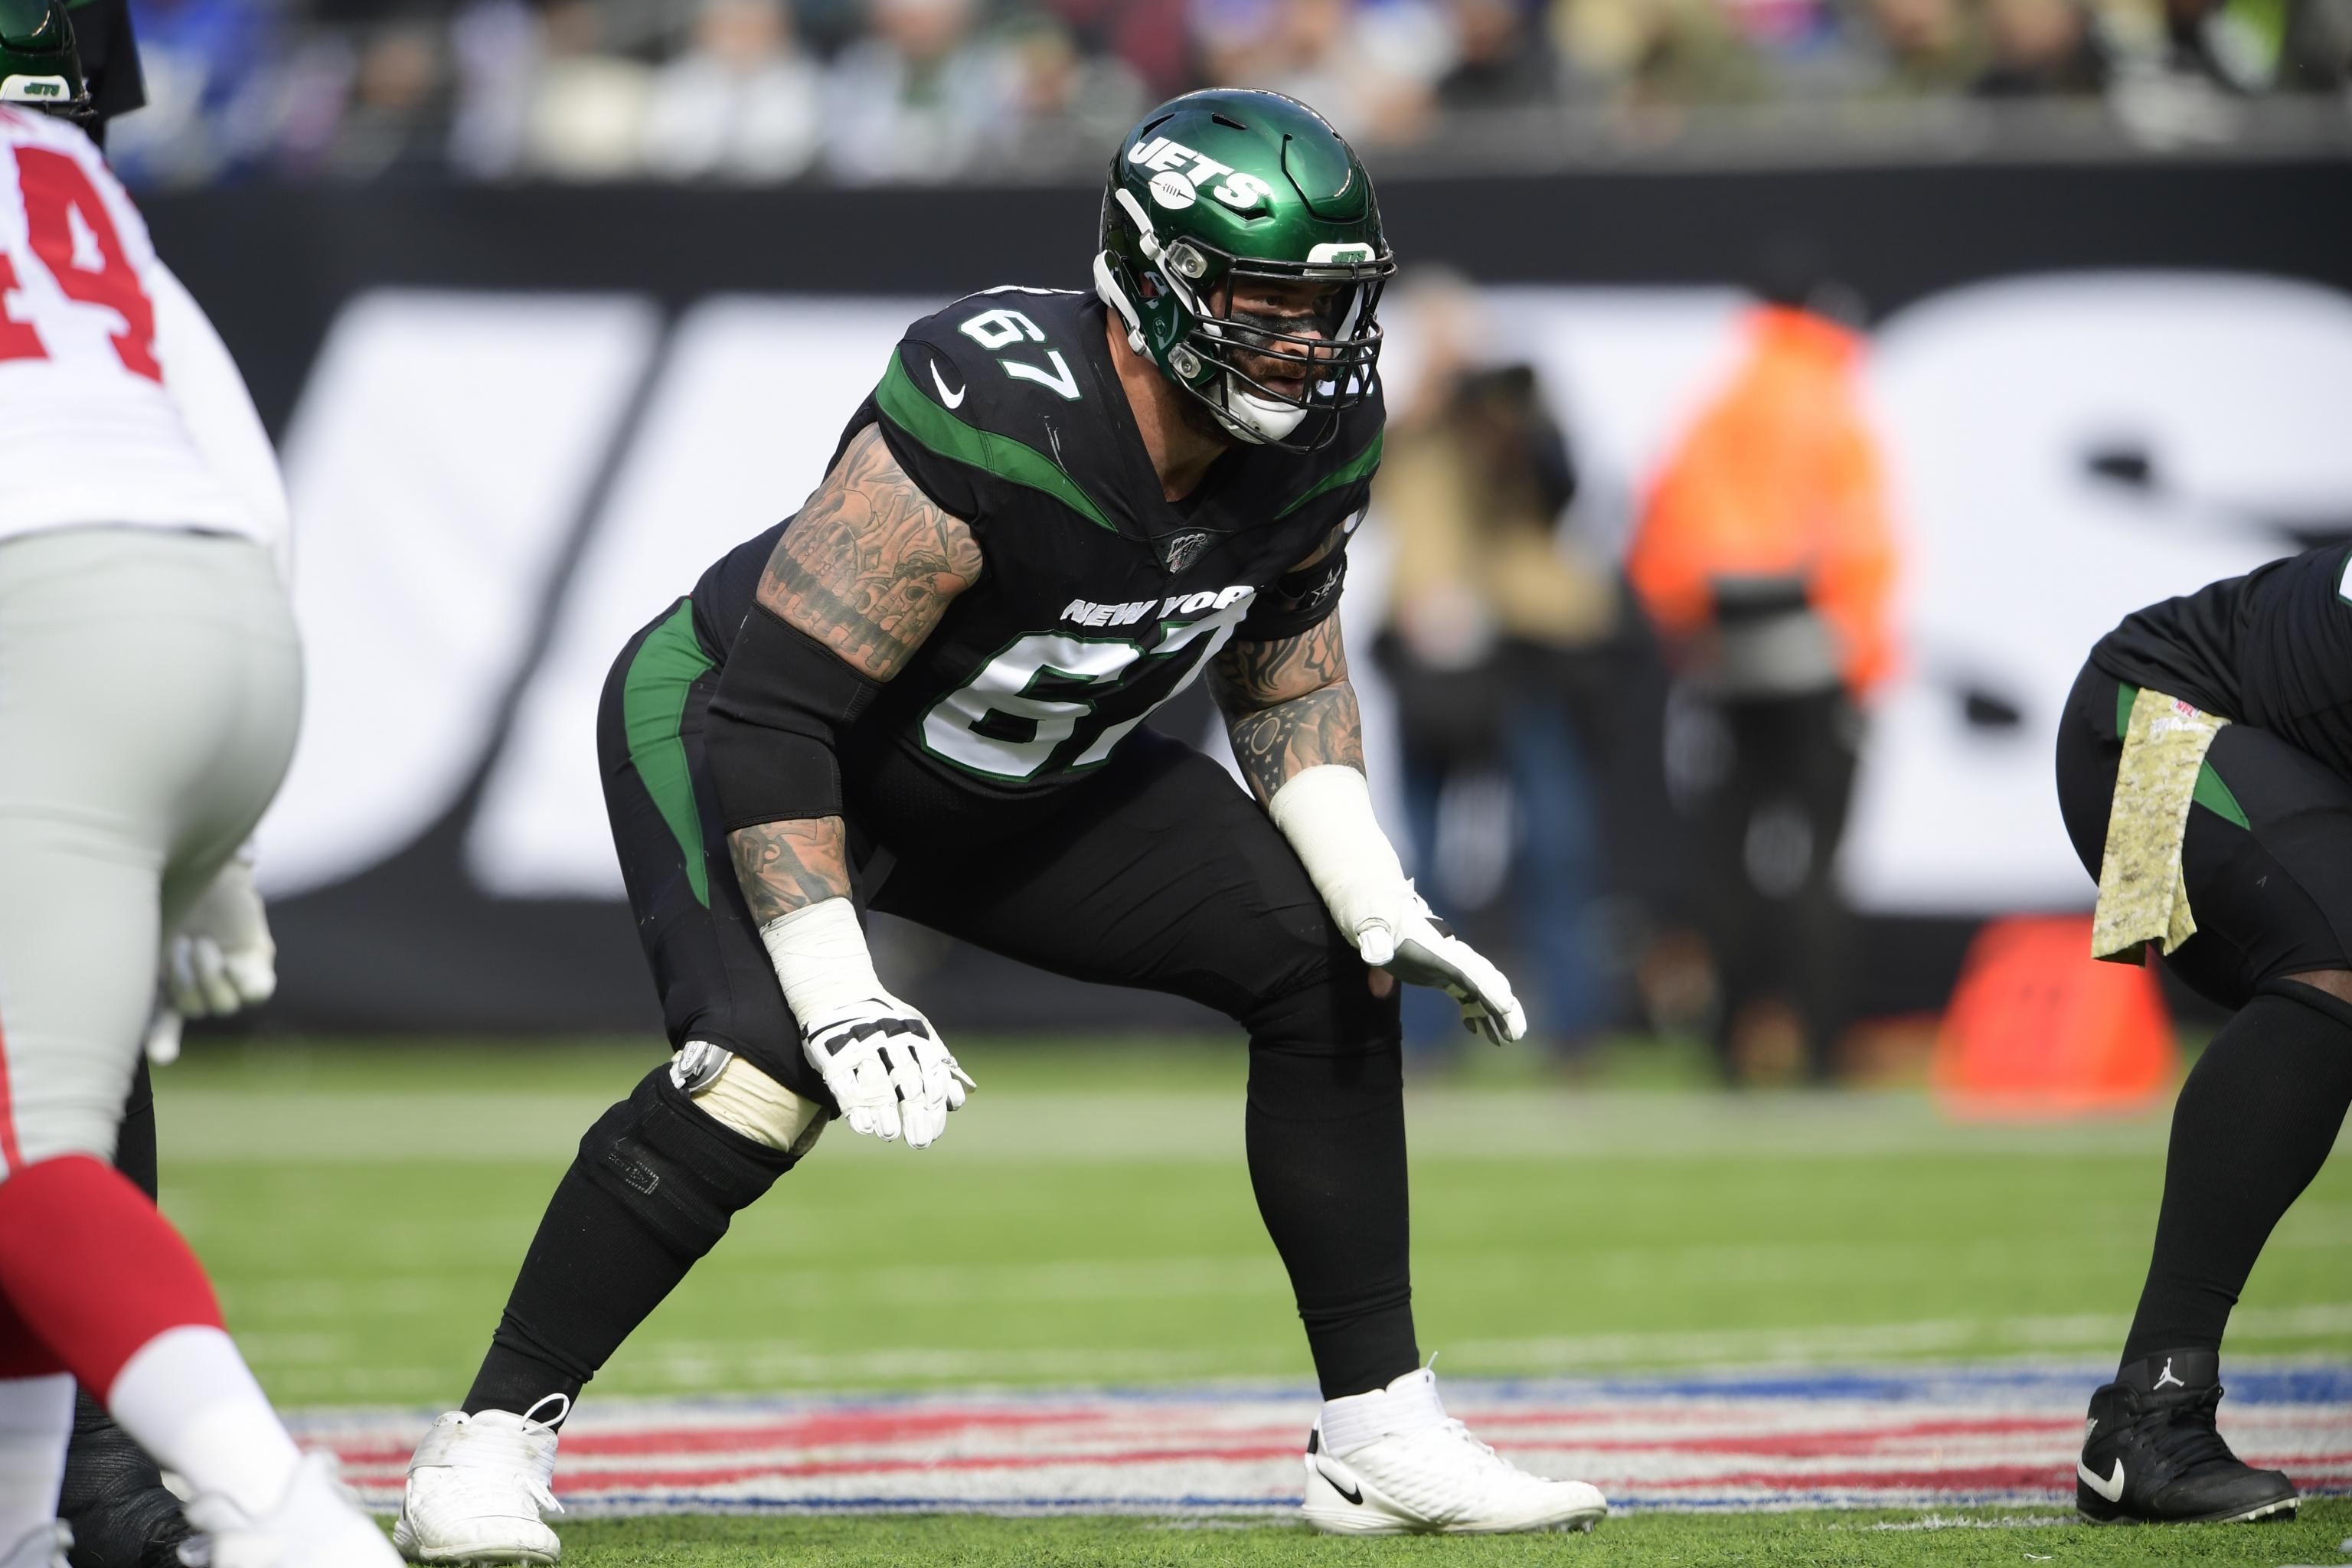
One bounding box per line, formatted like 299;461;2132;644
2078;1458;2126;1502
931;362;967;410
1315;1457;1365;1505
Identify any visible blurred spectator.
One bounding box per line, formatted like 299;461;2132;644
325;20;449;178
522;0;655;179
2148;0;2277;86
642;0;824;181
821;0;1015;182
1375;274;1623;1060
2278;0;2352;83
1853;0;1984;93
88;0;2350;188
995;13;1147;169
1625;253;1899;1083
446;0;539;178
1436;0;1562;109
105;0;278;185
1192;0;1443;143
1046;0;1194;99
1554;0;1769;106
1971;0;2109;93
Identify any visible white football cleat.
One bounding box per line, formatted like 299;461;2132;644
0;1523;70;1568
1300;1368;1608;1535
181;1452;402;1568
393;1402;564;1565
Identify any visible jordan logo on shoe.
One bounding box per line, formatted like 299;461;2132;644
2078;1458;2126;1503
2154;1358;2185;1390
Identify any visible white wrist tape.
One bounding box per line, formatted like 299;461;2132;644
1266;765;1408;965
758;897;885;1026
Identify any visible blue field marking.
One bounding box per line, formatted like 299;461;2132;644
309;1358;2352;1518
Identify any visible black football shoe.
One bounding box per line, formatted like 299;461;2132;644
57;1390;192;1568
2076;1350;2298;1525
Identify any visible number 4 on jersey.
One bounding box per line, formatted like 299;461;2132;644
0;145;158;380
959;307;1081;402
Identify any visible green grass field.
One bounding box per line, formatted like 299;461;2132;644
544;1509;2352;1567
152;1036;2352;1565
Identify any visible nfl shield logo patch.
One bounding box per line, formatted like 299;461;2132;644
1160;531;1214;573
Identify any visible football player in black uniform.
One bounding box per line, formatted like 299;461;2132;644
394;91;1609;1556
2053;543;2352;1524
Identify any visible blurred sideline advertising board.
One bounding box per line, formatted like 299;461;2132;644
141;162;2352;1034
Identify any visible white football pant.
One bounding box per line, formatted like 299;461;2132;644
0;526;299;1174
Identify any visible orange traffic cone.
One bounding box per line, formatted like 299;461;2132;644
1932;915;2178;1120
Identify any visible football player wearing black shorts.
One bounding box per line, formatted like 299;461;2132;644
2053;542;2352;1524
394;91;1609;1558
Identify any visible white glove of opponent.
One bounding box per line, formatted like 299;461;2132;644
163;858;279;1019
758;897;972;1148
1267;766;1527;1045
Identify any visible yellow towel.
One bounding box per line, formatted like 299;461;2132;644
2093;687;2229;964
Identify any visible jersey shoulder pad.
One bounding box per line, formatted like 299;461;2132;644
865;288;1114;535
897;287;1095;422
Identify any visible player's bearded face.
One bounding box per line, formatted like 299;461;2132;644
1220;279;1347;403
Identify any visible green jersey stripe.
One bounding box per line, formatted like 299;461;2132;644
622;598;718;907
874;351;1116;534
1276;430;1383;519
2118;681;2251;831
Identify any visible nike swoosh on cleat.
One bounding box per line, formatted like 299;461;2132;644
931;363;966;410
2078;1458;2126;1503
1315;1458;1364;1505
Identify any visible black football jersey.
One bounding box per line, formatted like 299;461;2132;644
2092;543;2352;780
691;286;1383;843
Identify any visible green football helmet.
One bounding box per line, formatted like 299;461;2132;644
1095;89;1394;451
0;0;87;120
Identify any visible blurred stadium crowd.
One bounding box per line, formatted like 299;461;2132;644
107;0;2352;187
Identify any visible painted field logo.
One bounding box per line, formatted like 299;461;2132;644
302;1366;2352;1517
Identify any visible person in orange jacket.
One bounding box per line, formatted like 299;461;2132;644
1626;266;1901;1081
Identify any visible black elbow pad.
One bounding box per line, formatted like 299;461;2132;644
703;607;884;828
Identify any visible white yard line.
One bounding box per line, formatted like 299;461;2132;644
155;1086;2220;1165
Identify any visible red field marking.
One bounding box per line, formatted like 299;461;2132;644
305;1365;2352;1515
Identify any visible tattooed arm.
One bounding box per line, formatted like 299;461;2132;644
1210;522;1364;805
1213;527;1530;1039
1210;613;1364;805
724;423;985;926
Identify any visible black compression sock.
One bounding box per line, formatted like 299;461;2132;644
2119;983;2352;1369
1243;990;1418;1400
463;1065;800;1421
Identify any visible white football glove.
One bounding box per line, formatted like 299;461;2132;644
1364;885;1527;1046
162;858;277;1020
758;897;974;1149
1267;765;1528;1045
797;996;972;1148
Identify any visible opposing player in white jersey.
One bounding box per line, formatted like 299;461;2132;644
0;4;397;1564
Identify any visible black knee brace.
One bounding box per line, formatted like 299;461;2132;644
580;1064;804;1262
